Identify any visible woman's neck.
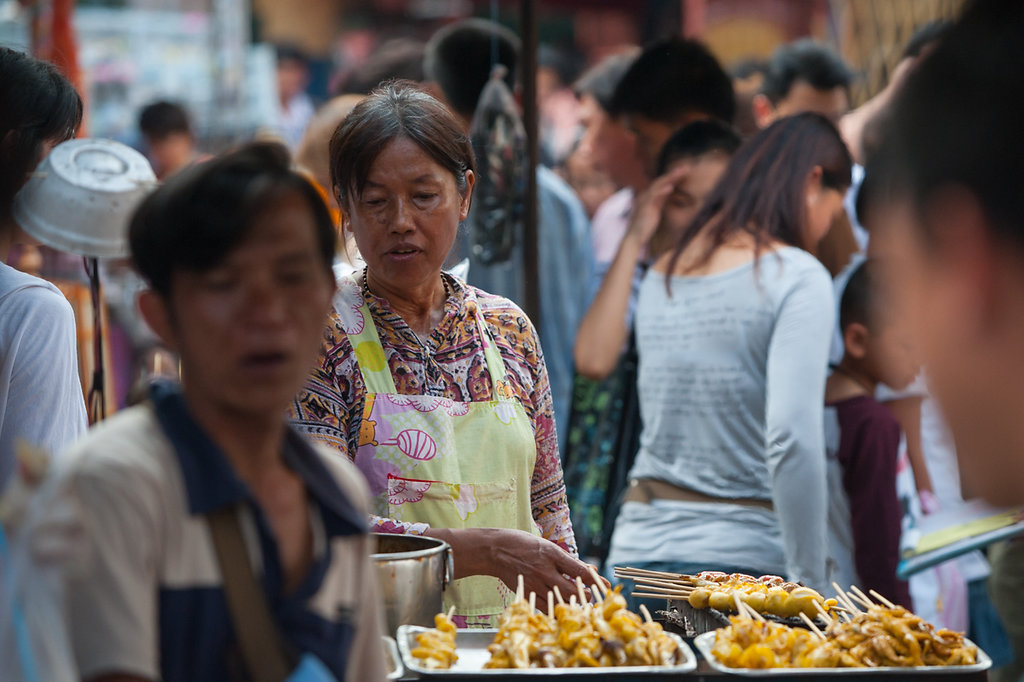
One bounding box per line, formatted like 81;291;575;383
364;268;448;339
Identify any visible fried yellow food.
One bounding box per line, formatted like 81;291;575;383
483;586;684;669
410;611;459;670
712;603;979;669
685;572;837;620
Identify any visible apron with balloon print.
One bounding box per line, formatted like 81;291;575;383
336;275;541;627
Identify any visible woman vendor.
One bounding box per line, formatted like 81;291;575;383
290;81;593;626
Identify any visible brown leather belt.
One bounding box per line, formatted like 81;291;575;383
622;478;774;511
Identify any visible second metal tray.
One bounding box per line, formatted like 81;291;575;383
693;631;992;676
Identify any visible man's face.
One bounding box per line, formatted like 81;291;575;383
759;80;849;127
623;113;677;180
577;94;646;190
160;191;334;419
872;195;1024;504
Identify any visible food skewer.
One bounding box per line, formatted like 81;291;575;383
626;585;692;598
639;603;654;624
587;566;609;598
848;585;876;608
624;576;694;590
613;566;690;581
798;611;827;641
846;590;874;610
529;591;536;612
575;576;589;605
516;575;525;602
814;601;835;627
831;582;863;614
547;591;555;618
552;585;565;605
447;604;456;618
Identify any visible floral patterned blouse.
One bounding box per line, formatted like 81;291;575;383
289;273;578;556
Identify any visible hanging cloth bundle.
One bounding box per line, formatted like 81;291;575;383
467;64;526;266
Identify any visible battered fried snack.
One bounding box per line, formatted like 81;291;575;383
712;603;979;669
483;586;684;669
687;573;836;620
410;611;459;670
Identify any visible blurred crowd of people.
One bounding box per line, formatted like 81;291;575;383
3;1;1024;680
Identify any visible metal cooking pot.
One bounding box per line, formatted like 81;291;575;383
371;533;453;636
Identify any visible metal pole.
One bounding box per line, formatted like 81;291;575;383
520;0;540;325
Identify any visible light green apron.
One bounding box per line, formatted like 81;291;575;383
340;275;540;626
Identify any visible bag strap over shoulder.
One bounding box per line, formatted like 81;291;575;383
207;506;292;682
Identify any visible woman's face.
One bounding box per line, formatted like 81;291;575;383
343;136;473;292
804;173;847;247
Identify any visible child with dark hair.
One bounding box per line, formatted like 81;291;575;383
825;260;918;607
137;100;199;180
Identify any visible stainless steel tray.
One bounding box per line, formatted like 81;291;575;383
384;635;404;680
693;631;992;676
397;625;697;676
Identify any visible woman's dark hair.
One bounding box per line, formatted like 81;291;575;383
665;112;852;287
0;47;82;222
329;80;475;207
130;142;336;298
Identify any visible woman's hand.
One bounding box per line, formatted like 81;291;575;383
429;527;607;602
625;164;689;250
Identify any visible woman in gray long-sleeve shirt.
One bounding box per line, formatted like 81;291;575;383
606;114;852;593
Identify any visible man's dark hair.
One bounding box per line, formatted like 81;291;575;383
901;20;949;60
0;47;82;223
573;48;639;113
138;100;192;140
423;18;519;119
607;37;735;125
879;0;1024;250
656;119;743;175
340;37;426;96
761;39;852;104
329;80;475;207
840;259;880;333
129;142;336;298
275;43;310;67
730;57;769;81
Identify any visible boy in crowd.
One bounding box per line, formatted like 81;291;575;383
56;144;385;682
825;260;918;607
138;100;201;180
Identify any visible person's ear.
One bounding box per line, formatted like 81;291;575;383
138;289;179;353
843;321;870;360
805;165;825;204
751;93;775;129
459;170;475;220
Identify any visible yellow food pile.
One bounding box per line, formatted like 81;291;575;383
485;586;683;669
712;604;978;669
410;612;458;670
686;573;837;619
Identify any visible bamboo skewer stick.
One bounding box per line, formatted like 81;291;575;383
625;584;694;595
639;604;654;624
626;585;684;598
849;585;876;607
613;566;690;581
799;612;827;641
846;591;874;610
587;566;608;598
569;595;577;606
529;591;537;612
575;576;588;605
552;585;565;605
548;591;554;618
831;582;863;614
516;575;525;602
623;576;694;590
447;604;457;619
814;601;835;627
869;589;897;609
